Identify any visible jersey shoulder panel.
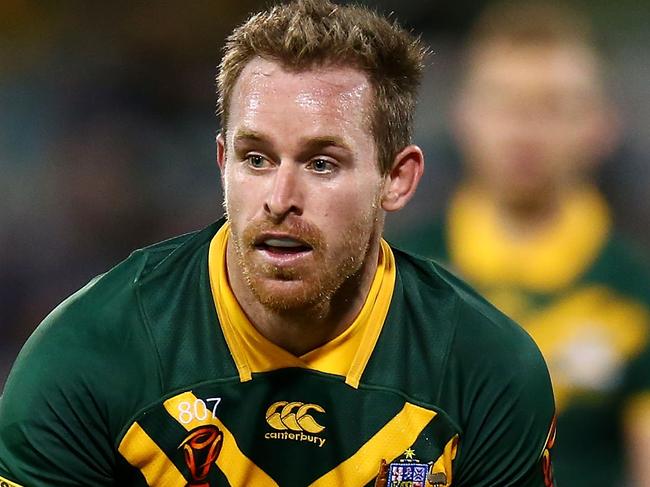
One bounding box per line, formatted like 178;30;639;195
134;220;239;392
360;250;460;406
437;264;555;485
0;222;231;486
374;250;555;486
4;235;168;408
0;232;170;485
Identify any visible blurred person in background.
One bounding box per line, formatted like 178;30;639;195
396;1;650;485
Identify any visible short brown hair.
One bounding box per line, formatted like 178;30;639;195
217;0;427;174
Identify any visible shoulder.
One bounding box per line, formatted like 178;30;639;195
41;221;219;340
393;247;552;397
393;247;543;344
435;256;552;399
400;251;554;484
17;227;203;363
391;248;554;483
2;224;219;433
0;223;224;483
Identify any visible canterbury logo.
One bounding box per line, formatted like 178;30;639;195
265;401;325;434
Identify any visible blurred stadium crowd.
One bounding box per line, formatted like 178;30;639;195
1;0;649;390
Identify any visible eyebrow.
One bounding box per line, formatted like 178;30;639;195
305;136;353;154
233;129;266;144
232;129;353;155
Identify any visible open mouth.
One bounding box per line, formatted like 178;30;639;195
255;237;313;255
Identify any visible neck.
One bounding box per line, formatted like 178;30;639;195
226;238;382;357
488;185;569;239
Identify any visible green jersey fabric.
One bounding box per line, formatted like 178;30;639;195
392;188;650;487
0;220;555;486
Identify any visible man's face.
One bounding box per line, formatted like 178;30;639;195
455;42;612;206
218;58;386;311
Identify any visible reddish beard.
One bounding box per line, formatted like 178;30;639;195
230;215;373;311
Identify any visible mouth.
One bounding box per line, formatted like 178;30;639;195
254;235;314;256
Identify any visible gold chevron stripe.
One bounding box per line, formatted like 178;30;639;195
118;422;186;487
164;391;278;487
309;402;437;487
0;473;25;487
429;434;459;486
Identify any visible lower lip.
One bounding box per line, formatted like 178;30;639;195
256;247;313;264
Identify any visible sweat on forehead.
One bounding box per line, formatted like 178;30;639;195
230;58;372;119
224;58;375;161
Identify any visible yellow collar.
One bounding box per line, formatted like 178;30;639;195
448;185;611;292
208;223;396;388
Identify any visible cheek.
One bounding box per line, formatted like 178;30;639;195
223;168;254;227
323;183;381;229
224;165;259;207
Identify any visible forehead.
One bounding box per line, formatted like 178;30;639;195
466;41;602;93
227;57;373;134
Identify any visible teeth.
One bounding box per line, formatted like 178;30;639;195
264;238;304;248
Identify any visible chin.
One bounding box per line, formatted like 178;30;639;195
250;279;327;312
504;184;550;206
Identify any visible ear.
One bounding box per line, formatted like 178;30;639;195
216;132;226;171
381;145;424;212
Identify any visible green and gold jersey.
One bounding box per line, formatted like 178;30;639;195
394;185;650;487
0;219;555;487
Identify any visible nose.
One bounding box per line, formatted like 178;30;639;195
264;162;303;221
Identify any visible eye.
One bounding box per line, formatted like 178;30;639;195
308;158;334;174
246;154;268;169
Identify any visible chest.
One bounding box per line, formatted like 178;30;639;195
117;370;458;487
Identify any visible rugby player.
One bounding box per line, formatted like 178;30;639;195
0;1;555;485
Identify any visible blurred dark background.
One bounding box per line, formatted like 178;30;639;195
1;0;649;387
